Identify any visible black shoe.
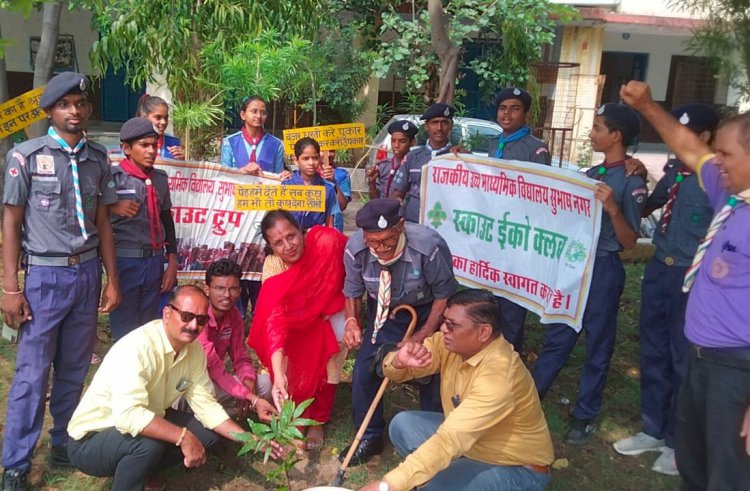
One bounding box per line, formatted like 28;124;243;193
49;444;72;469
2;469;27;491
337;438;384;466
565;418;595;445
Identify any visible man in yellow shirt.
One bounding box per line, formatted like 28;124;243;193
359;289;554;491
67;285;283;490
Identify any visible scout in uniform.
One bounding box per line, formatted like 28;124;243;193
340;198;458;465
613;105;718;475
488;87;551;354
392;104;457;223
532;103;647;445
367;120;419;199
281;137;339;230
622;81;750;491
1;72;120;490
108;117;178;341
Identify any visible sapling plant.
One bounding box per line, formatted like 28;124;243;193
235;398;319;491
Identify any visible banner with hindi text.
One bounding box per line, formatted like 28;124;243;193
421;155;602;331
282;123;365;155
0;87;45;139
151;159;281;281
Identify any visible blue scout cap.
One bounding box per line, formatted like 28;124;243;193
120;117;158;143
671;104;719;134
356;198;401;231
596;103;641;146
421;103;455;121
388;120;419;138
494;87;532;112
39;72;89;109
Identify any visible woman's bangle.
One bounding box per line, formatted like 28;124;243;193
2;289;22;295
250;395;259;409
175;427;188;447
344;317;359;329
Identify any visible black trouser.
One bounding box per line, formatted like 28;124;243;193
676;347;750;491
68;409;220;491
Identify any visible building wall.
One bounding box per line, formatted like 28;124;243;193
1;8;97;75
617;0;696;18
602;30;692;101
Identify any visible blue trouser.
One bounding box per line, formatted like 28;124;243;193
390;411;550;490
497;297;527;353
638;257;690;448
676;349;750;491
351;300;440;442
109;255;164;341
2;259;102;471
532;251;625;421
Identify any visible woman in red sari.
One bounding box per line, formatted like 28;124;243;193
248;210;348;449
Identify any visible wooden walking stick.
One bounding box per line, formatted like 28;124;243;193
331;304;419;487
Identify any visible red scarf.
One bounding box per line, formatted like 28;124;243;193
119;158;164;250
660;164;693;233
242;127;264;163
156;135;164;157
248;226;347;406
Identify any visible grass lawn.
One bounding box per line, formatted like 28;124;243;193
0;259;680;490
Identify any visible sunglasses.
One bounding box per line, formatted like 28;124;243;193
168;304;209;326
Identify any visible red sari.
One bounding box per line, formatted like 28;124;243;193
248;226;348;422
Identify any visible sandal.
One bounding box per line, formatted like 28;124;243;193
90;353;102;365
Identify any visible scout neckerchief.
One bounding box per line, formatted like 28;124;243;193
156;134;165;157
48;127;88;239
119;157;165;250
592;159;626;181
426;141;452;159
384;155;405;197
370;232;407;343
242;127;264;164
683;189;750;292
495;126;531;159
660;163;693;234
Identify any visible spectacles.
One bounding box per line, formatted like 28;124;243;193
168;304;209;326
365;235;399;249
440;317;481;332
210;286;242;295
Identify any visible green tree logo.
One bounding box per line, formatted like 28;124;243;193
565;241;587;264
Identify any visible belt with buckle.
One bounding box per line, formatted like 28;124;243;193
116;247;163;258
26;248;98;267
523;464;550;474
693;345;750;370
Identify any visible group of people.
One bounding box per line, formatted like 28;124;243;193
1;68;748;491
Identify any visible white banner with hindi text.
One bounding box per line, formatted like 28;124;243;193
420;155;601;331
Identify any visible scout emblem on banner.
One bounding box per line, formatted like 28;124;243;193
421;154;602;331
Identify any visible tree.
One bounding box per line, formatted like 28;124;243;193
26;0;61;137
671;0;750;102
371;0;574;104
73;0;377;158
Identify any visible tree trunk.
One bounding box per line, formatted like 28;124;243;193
27;0;62;139
427;0;460;104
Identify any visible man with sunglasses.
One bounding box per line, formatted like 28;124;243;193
359;289;553;491
66;285;285;491
340;198;458;465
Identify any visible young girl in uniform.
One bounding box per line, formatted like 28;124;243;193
220;96;288;176
136;95;185;160
282;137;339;230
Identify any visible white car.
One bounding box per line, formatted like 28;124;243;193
368;114;502;168
369;114;580;172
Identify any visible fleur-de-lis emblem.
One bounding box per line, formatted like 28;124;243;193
428;202;447;228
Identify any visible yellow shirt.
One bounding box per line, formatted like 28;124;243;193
383;332;554;491
68;319;230;440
